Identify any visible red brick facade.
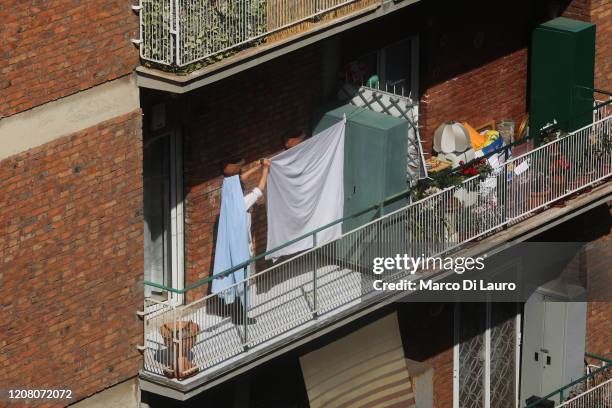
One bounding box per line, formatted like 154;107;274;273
0;0;139;118
417;1;536;152
562;0;592;21
430;349;454;408
419;48;528;153
585;208;612;359
587;301;612;358
0;110;143;404
591;0;612;91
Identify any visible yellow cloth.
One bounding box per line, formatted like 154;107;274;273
463;122;488;151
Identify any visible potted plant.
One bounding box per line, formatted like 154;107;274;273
540;127;566;151
530;171;551;208
568;138;595;191
595;129;612;175
160;320;200;379
458;158;493;180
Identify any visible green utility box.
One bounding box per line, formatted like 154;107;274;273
530;17;595;144
313;104;408;233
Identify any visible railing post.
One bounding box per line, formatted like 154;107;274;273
174;0;180;66
172;306;178;377
377;202;384;260
312;232;318;318
177;310;183;378
243;266;249;349
503;161;508;227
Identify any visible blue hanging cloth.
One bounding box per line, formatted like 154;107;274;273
211;175;251;304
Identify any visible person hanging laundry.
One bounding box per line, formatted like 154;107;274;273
240;159;271;258
211;158;270;325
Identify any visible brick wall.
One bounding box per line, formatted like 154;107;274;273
585;206;612;359
399;302;455;408
562;0;592;21
590;0;611;91
587;301;612;358
419;49;528;154
562;0;611;92
0;110;143;405
0;0;139;118
418;0;612;154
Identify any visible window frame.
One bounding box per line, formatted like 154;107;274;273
143;129;185;306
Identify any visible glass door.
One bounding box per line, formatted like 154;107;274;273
143;131;184;304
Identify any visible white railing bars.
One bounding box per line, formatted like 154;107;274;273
138;0;361;67
556;378;612;408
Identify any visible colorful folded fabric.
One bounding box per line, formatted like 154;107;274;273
463;122;488;151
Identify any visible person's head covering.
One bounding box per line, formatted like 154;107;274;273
283;128;309;150
222;158;245;177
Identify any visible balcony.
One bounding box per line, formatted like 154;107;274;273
133;0;420;91
140;108;612;398
524;353;611;407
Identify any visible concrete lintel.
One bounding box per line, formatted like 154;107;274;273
139;180;612;401
0;75;140;161
136;0;421;94
70;378;139;408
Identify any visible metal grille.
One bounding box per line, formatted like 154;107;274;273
143;115;612;379
490;304;516;408
138;0;359;67
459;304;486;408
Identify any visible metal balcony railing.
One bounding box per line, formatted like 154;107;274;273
142;113;612;381
557;379;612;408
525;353;612;408
135;0;377;68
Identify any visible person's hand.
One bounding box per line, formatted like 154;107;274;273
262;158;271;168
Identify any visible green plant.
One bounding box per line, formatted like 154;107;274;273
595;130;612;158
459;159;493;180
410;171;464;201
141;0;268;73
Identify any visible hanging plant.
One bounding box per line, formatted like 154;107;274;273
141;0;268;73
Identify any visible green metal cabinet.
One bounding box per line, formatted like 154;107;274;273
530;17;596;143
314;104;408;233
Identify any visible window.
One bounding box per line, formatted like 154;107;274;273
345;37;419;99
380;39;414;95
143;131;184;303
